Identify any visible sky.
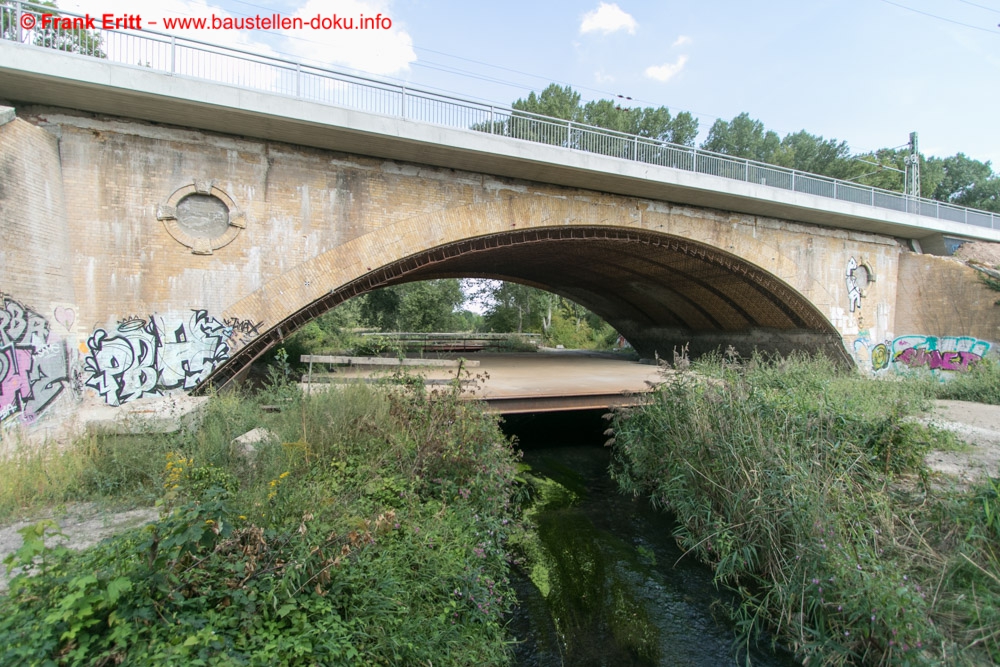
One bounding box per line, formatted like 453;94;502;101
57;0;1000;169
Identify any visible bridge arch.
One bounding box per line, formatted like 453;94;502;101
210;212;847;388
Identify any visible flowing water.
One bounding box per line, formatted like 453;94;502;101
503;411;800;667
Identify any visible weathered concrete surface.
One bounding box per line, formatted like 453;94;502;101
2;40;996;244
895;254;1000;344
5;107;901;359
921;400;1000;488
303;351;665;413
1;101;999;444
0;505;158;593
77;395;209;435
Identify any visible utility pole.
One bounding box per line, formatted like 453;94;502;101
904;131;920;200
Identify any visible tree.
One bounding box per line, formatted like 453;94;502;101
512;84;582;121
773;131;854;179
929;154;994;204
473;281;548;334
358;280;466;332
700;112;780;163
1;0;105;57
503;84;698;154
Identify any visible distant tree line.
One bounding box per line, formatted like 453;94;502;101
508;84;1000;213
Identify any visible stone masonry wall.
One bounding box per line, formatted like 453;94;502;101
0;112;78;444
2;104;919;437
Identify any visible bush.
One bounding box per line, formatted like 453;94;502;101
610;354;994;665
1;382;521;666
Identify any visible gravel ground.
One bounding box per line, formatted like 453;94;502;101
0;504;158;592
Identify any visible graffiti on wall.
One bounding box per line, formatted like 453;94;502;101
222;316;263;347
83;310;231;406
852;333;991;376
845;257;862;313
891;335;991;374
0;297;70;424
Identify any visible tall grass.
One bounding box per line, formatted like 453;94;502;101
1;375;521;665
611;353;1000;665
935;357;1000;405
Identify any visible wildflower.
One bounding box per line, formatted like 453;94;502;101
279;471;290;479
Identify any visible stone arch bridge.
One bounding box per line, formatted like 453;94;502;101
2;47;1000;440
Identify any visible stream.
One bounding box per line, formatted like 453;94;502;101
502;410;800;667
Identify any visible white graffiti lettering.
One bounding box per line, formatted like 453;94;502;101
83;310;230;406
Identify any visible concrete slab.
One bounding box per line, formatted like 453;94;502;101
302;351;666;412
79;394;209;435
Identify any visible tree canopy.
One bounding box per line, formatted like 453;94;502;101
511;83;699;147
506;83;999;212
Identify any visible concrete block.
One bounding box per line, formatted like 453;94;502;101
79;395;209;435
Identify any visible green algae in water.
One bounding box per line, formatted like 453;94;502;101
520;463;661;664
512;444;800;667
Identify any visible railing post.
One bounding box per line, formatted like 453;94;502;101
692;150;697;173
489;106;494;134
744;159;750;182
15;0;23;43
401;85;407;119
295;63;301;97
170;35;176;74
633;135;638;161
566;120;572;148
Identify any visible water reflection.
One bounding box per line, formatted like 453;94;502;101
503;411;799;667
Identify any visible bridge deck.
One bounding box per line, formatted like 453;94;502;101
301;351;666;413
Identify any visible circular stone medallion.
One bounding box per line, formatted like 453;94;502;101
157;182;245;254
175;194;230;238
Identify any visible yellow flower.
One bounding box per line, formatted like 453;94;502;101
279;471;290;479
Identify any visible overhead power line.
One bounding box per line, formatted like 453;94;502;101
954;0;1000;15
879;0;1000;34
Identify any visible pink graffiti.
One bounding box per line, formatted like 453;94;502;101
894;348;983;372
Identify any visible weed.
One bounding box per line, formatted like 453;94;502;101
611;353;999;665
0;379;521;665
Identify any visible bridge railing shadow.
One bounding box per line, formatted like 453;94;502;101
2;0;996;231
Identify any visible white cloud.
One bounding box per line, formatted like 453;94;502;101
672;35;692;48
59;0;285;90
62;0;415;77
594;69;615;84
644;55;688;82
580;3;637;35
284;0;416;75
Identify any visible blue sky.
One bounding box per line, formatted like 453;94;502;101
62;0;1000;168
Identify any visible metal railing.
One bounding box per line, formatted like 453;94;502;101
3;0;997;231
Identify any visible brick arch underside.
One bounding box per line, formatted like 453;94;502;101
204;227;847;389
